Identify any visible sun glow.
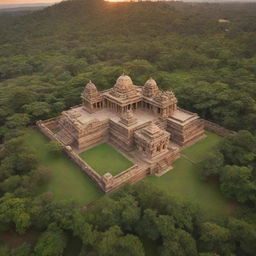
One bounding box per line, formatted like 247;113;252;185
104;0;131;2
104;0;145;2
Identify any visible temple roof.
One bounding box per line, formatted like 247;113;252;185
114;74;135;94
143;121;161;137
85;80;97;91
144;78;158;90
143;78;159;98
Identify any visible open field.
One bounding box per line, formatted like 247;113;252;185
25;129;102;206
145;131;234;218
182;131;222;163
79;143;133;176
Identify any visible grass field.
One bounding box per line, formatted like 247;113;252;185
145;131;234;218
25;129;102;206
26;128;233;218
79;143;133;176
182;131;222;163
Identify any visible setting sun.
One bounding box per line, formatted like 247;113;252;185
104;0;132;2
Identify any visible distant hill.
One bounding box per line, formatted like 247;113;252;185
0;3;55;16
0;3;56;9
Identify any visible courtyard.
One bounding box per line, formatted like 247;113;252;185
79;143;134;176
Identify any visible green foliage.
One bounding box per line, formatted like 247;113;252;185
220;165;255;203
228;218;256;256
47;141;62;155
34;225;67;256
29;166;52;187
219;130;256;166
201;131;256;204
0;1;256;134
11;243;32;256
199;222;233;255
0;245;9;256
200;151;224;179
0;197;31;234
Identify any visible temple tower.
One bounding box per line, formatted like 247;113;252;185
142;78;159;98
81;81;102;113
120;109;138;127
134;121;170;160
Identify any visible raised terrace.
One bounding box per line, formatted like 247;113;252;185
37;74;205;193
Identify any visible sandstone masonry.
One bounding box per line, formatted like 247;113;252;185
37;75;205;193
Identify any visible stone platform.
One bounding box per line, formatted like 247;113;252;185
37;74;205;193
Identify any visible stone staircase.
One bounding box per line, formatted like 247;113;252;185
155;118;167;130
158;158;168;169
54;128;74;146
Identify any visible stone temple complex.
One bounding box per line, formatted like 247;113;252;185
37;75;205;193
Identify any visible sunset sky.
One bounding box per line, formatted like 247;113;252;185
0;0;61;4
0;0;253;6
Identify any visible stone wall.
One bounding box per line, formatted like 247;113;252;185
37;119;149;193
37;120;105;191
203;120;235;136
77;120;109;150
103;165;148;193
177;107;235;137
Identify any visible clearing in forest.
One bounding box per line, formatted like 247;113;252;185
25;129;102;206
145;131;234;218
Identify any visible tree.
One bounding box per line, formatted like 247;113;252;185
47;141;62;155
116;194;140;232
219;130;256;166
200;151;224;180
11;243;31;256
0;197;31;234
34;226;67;256
95;226;145;256
29;166;52;187
220;165;255;203
7;88;36;112
136;209;160;240
228;218;256;256
160;229;197;256
5;113;30;129
199;222;233;255
0;245;9;256
1;136;38;175
161;240;184;256
23;102;51;121
0;175;21;193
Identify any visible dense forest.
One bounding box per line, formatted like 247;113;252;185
0;0;256;255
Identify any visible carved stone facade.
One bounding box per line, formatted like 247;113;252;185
38;74;205;192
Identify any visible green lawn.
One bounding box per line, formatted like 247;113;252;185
79;143;133;176
25;129;102;206
26;128;232;218
182;131;221;163
145;132;233;218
